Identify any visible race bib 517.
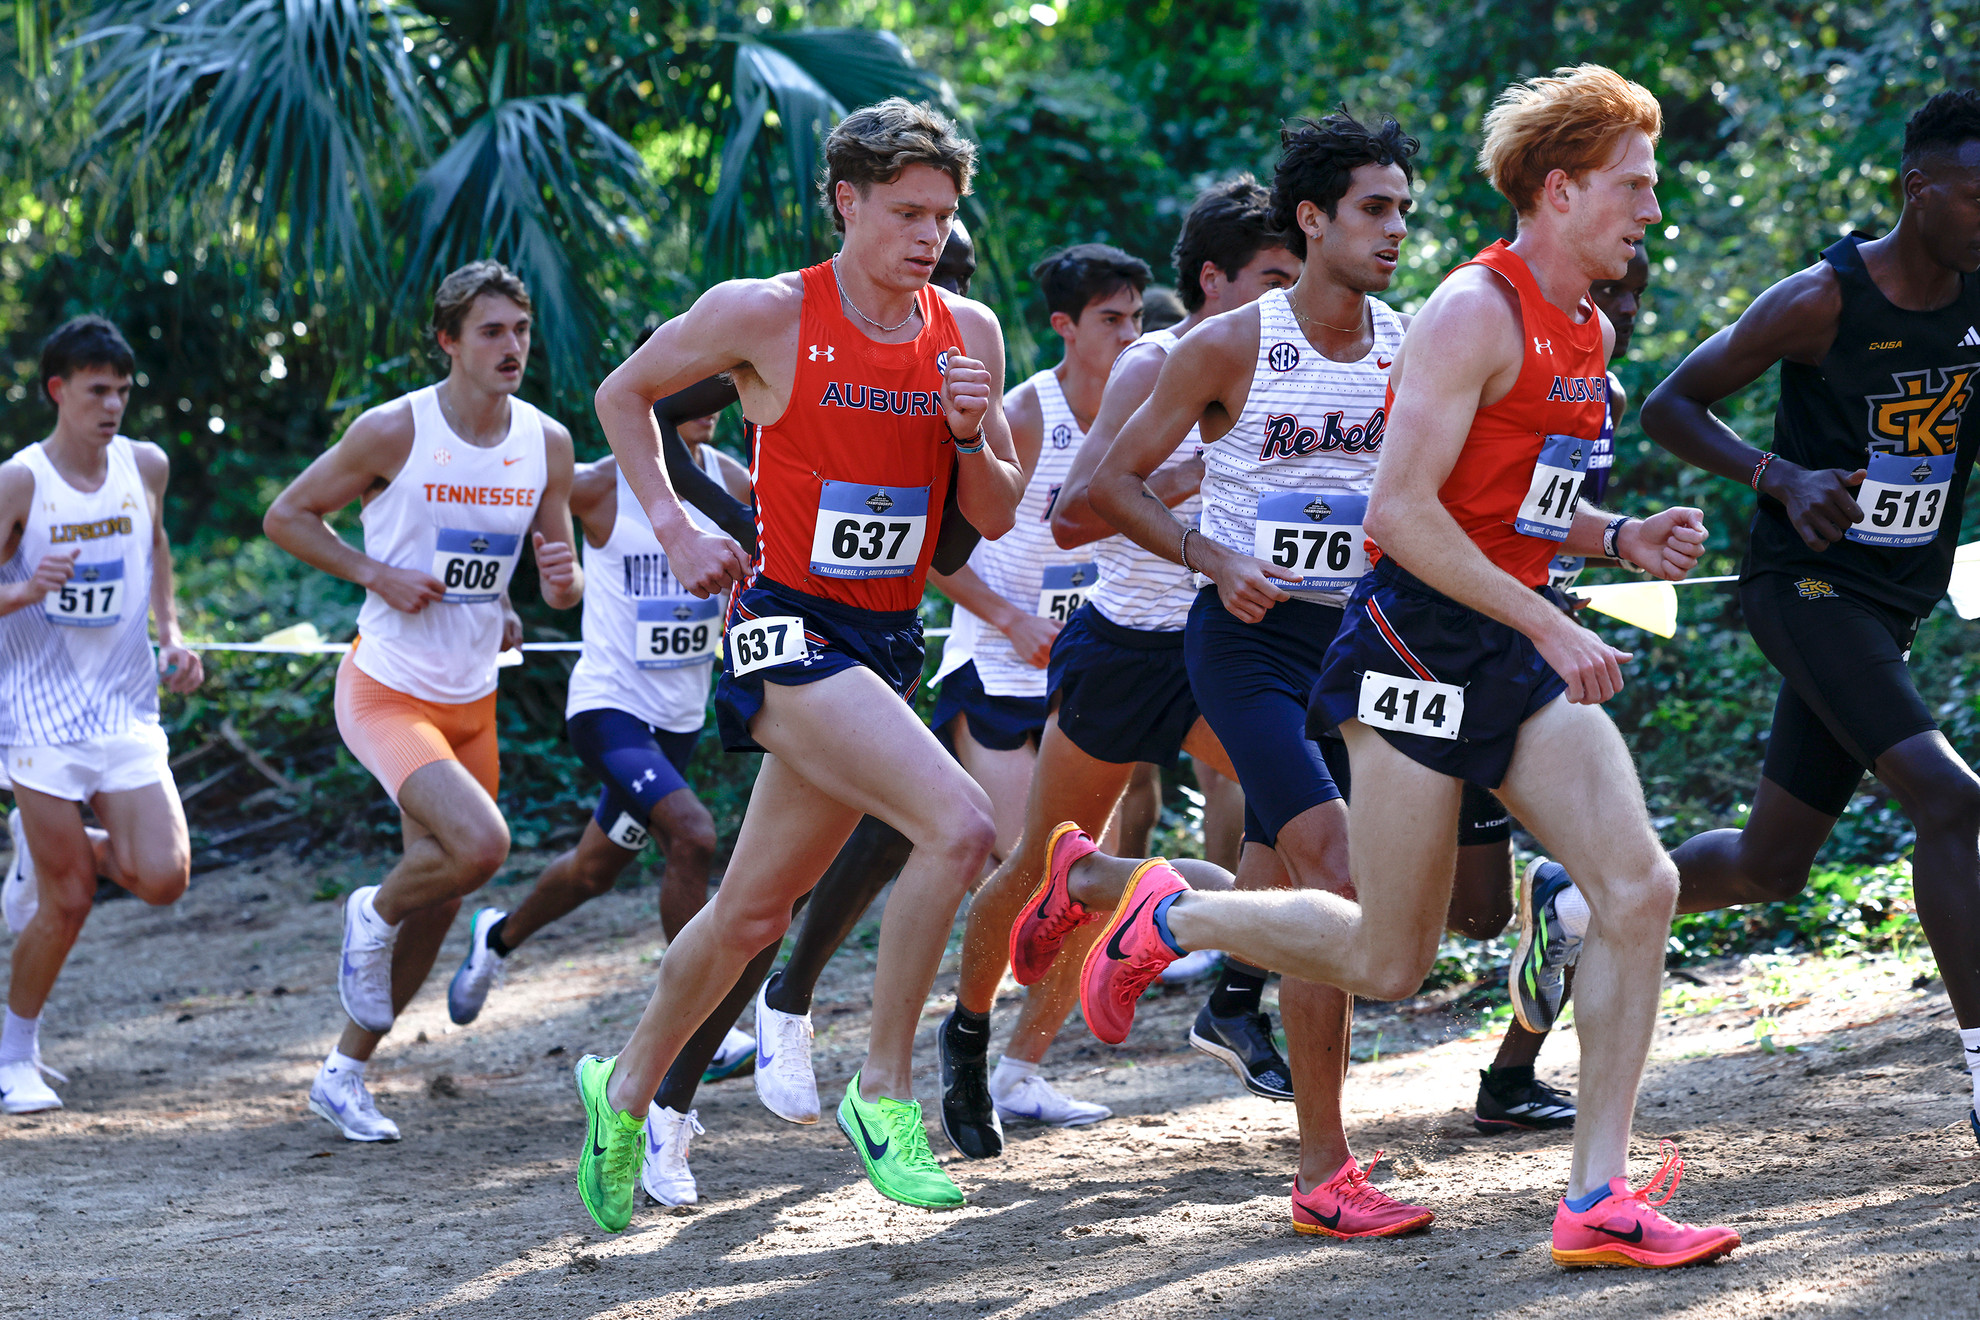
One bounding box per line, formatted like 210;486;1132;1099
46;559;125;628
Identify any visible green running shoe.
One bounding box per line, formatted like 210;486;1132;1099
835;1072;965;1209
575;1054;644;1233
1510;859;1582;1034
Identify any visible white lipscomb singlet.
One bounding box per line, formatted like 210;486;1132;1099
0;436;158;746
1198;288;1402;606
1086;328;1204;631
934;368;1097;697
354;385;548;704
565;445;729;732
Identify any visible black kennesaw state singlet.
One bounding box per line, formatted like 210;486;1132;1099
1747;235;1980;615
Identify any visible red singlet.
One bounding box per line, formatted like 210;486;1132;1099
744;261;963;612
1427;240;1609;588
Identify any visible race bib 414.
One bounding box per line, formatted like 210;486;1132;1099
1514;434;1591;542
1357;669;1464;741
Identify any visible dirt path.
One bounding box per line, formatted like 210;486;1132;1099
4;852;1976;1320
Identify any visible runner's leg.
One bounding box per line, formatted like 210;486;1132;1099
763;815;913;1016
1873;732;1980;1024
497;822;640;946
948;716;1037;869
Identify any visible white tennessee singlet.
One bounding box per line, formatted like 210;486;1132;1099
1198;288;1402;606
1087;329;1204;631
566;444;728;732
354;385;549;704
0;436;158;746
934;368;1098;697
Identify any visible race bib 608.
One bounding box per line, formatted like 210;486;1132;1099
432;528;521;603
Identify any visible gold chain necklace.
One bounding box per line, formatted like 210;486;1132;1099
1288;298;1367;334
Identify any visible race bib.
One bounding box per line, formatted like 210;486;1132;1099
605;810;650;851
809;481;929;580
431;528;521;603
1514;434;1591;541
1356;669;1464;741
1253;492;1369;590
633;596;722;670
727;614;808;678
1037;562;1098;621
1848;450;1954;548
45;559;124;628
1547;555;1586;592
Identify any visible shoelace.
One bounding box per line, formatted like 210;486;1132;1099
1624;1140;1684;1209
660;1109;705;1161
1034;899;1090;949
772;1015;813;1076
1110;951;1169;1005
885;1101;939;1170
30;1046;66;1085
1330;1151;1399;1209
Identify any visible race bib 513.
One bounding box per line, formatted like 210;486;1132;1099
1848;450;1953;549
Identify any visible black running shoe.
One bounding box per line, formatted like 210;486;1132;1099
1970;1107;1978;1148
1188;1003;1294;1101
1472;1068;1576;1134
936;1012;1003;1160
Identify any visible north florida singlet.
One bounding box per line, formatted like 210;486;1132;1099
1748;235;1980;616
742;261;963;613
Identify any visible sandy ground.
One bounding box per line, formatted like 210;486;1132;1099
3;850;1977;1320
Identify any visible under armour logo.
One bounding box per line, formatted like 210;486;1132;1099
1534;338;1552;354
808;344;835;362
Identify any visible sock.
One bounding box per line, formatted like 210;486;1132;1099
990;1055;1038;1096
1961;1026;1980;1113
943;1005;990;1054
1554;883;1591;940
357;890;401;941
1151;891;1188;958
1563;1184;1613;1213
323;1049;366;1081
1208;961;1267;1017
0;1009;39;1065
486;914;513;958
1484;1064;1534;1092
762;968;811;1017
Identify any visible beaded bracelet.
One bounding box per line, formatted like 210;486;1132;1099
951;430;985;455
1750;451;1776;491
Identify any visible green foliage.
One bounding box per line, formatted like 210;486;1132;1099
1667;860;1922;962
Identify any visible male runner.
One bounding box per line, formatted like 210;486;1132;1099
941;178;1301;1159
1037;67;1736;1268
0;315;203;1113
265;260;581;1141
1557;89;1980;1145
577;98;1024;1231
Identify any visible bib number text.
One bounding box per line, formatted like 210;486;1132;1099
1253;492;1369;590
1357;670;1464;742
727;614;807;678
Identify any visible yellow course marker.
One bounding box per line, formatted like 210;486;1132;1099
256;621;325;648
1570;580;1679;638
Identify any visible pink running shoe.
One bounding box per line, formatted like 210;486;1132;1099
1290;1152;1435;1239
1078;860;1187;1045
1550;1142;1740;1268
1008;822;1103;986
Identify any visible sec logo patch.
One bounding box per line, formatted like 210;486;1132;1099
1268;342;1302;372
1050;423;1072;449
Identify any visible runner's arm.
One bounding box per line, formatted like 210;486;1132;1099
569;459;618;549
134;442;203;693
944;297;1024;539
0;465;75;618
1052;346;1200;550
530;420;584;610
263;402;447;615
1641;266;1863;548
652;374;758;554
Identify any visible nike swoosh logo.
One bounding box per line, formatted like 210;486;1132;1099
849;1106;889;1162
1106;893;1158;962
757;1042;774;1066
591;1132;610;1160
1591;1221;1644;1243
1377;358;1392;369
646;1128;664;1157
503;457;522;466
1311;1205;1343;1231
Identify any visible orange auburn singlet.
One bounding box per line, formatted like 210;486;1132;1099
742;261;963;613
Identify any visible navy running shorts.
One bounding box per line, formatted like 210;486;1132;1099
714;577;924;753
929;659;1049;752
1311;558;1567;790
567;707;702;849
1743;570;1935;817
1184;587;1344;848
1048;604;1198;767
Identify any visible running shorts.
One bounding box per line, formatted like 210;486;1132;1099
1047;604;1198;767
714;577;924;753
929;659;1049;752
3;720;173;803
1742;570;1935;817
335;648;499;803
567;707;703;850
1311;558;1567;790
1184;587;1344;848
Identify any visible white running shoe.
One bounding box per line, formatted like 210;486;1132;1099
0;1057;61;1114
990;1072;1112;1128
447;907;508;1026
307;1061;401;1142
4;809;37;935
1158;947;1224;984
701;1024;756;1082
640;1104;705;1206
751;978;818;1124
338;885;398;1034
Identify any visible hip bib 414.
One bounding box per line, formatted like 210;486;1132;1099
809;481;929;580
45;559;125;628
1357;669;1464;741
635;595;722;670
432;528;522;603
1038;562;1099;621
1515;434;1591;541
1848;451;1954;548
1254;492;1369;590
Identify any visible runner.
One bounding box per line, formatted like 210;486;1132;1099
576;98;1025;1231
0;315;204;1114
1036;67;1737;1268
942;177;1301;1160
264;260;582;1142
1555;88;1980;1147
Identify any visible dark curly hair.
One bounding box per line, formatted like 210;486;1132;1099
1270;109;1419;259
1171;175;1281;312
1031;243;1151;321
1902;89;1980;173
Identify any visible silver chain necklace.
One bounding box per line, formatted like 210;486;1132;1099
832;254;921;334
